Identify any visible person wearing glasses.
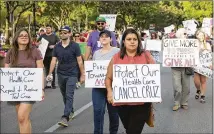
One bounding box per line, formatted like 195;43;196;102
47;26;85;127
4;28;45;134
73;33;85;43
85;16;117;60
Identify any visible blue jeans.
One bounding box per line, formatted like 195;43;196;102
92;88;119;134
58;73;77;120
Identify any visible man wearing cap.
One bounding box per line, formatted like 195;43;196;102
47;26;85;127
84;16;117;60
37;24;60;89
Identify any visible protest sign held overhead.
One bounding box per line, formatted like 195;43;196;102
143;40;162;51
0;68;43;101
163;39;199;67
112;64;161;103
201;18;213;36
182;19;197;35
85;60;110;88
164;24;175;34
99;14;117;31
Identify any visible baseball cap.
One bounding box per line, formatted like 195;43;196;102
59;26;71;32
96;17;106;22
99;30;111;38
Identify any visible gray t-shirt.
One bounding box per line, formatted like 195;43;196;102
92;47;120;60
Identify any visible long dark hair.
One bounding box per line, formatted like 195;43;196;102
120;29;144;59
10;28;32;67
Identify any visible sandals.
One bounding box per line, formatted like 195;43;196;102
200;95;206;103
195;90;201;99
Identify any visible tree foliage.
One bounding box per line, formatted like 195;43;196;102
0;0;212;41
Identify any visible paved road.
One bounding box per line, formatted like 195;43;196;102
1;66;213;133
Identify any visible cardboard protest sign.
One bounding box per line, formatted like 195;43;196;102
202;18;213;28
194;50;213;79
202;18;213;36
38;38;49;59
163;39;199;67
0;68;43;101
112;64;161;103
164;24;175;34
143;40;162;51
182;20;197;35
85;60;110;88
99;14;117;31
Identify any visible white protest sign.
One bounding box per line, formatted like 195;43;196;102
164;25;175;34
112;64;161;103
202;18;213;28
144;40;162;51
100;14;117;31
85;60;110;88
193;50;213;79
0;68;43;101
162;39;199;67
182;20;197;35
202;18;213;36
38;38;49;59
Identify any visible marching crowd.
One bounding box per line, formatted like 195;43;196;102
2;16;213;134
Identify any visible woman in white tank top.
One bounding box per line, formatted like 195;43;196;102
194;30;212;103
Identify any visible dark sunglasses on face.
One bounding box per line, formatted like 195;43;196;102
75;35;80;37
60;32;68;35
97;22;105;25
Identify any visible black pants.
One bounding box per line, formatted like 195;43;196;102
117;103;151;134
44;56;55;86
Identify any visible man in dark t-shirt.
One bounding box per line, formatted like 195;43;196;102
37;25;60;89
46;26;85;127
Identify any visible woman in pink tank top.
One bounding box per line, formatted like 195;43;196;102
105;29;155;134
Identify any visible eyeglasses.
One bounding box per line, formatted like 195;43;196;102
18;35;29;38
75;35;80;37
97;22;105;26
59;32;68;35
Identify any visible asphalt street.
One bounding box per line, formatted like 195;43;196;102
1;52;213;133
1;65;213;133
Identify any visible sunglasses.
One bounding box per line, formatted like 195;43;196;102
59;32;68;35
97;22;105;25
75;35;80;37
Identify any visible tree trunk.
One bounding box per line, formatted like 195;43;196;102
85;13;88;30
5;2;10;45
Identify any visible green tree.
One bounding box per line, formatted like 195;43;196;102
180;1;213;25
3;1;33;44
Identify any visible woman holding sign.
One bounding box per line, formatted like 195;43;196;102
105;29;155;134
4;28;45;134
92;30;120;134
194;30;212;103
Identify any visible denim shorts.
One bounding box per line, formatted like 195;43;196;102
7;101;36;106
